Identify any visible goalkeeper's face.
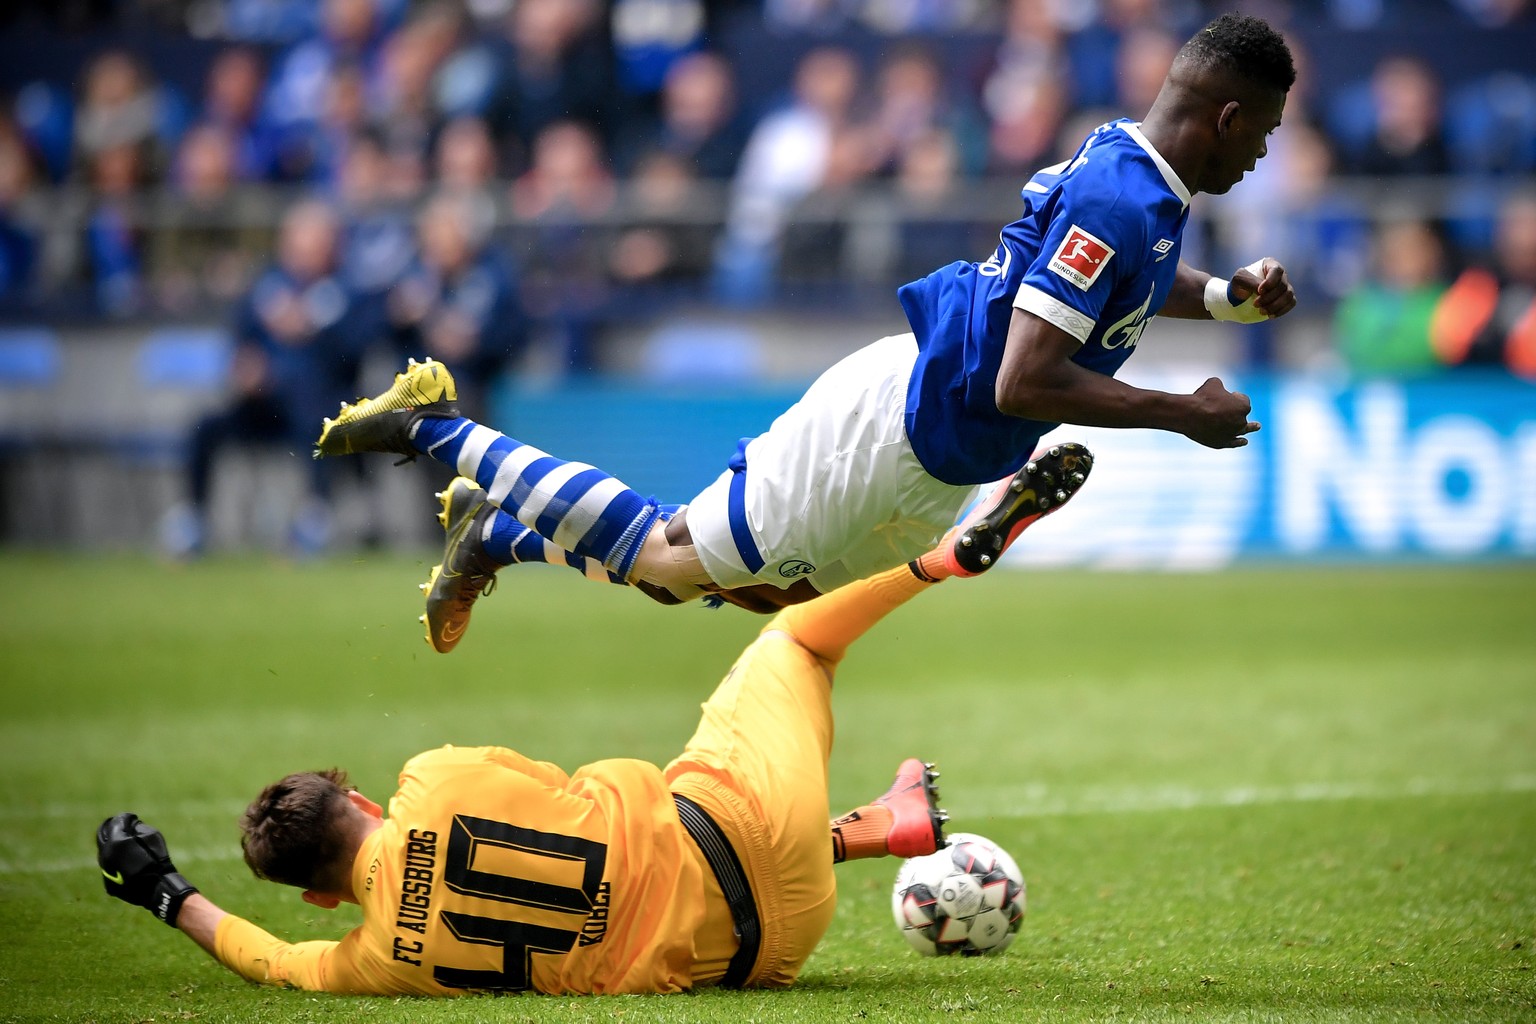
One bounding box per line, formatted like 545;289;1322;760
296;792;384;914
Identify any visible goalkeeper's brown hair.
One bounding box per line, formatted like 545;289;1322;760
240;768;357;892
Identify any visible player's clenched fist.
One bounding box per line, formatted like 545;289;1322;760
1228;257;1297;319
96;812;199;926
1182;377;1261;449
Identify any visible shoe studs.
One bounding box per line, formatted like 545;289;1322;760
1048;445;1061;457
1025;460;1037;474
1010;478;1026;493
1072;472;1085;484
1056;489;1067;502
979;553;993;567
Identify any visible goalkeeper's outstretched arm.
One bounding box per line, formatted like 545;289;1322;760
96;812;343;991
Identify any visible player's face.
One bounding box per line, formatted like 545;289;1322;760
1209;91;1286;194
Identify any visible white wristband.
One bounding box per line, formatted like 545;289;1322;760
1203;260;1268;324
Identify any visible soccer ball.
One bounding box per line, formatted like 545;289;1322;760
891;832;1026;956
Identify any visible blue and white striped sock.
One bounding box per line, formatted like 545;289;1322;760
481;508;626;584
412;416;660;579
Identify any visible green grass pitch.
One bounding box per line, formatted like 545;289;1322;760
1;554;1532;1023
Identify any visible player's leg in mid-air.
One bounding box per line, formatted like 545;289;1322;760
419;476;671;652
314;357;1093;651
313;358;719;585
663;553;980;987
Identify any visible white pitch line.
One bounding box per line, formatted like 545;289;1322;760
963;773;1536;819
0;798;250;823
0;844;247;878
6;775;1535;877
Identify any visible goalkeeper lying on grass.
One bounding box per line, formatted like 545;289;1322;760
96;546;988;995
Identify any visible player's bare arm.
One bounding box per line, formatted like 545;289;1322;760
1159;259;1297;320
175;893;227;960
995;308;1260;449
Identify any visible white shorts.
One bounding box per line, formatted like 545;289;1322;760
687;334;988;593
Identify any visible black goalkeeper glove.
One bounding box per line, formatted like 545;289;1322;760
96;812;199;927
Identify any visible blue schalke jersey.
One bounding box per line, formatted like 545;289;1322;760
898;119;1192;484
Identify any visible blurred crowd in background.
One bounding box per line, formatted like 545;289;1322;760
0;0;1533;380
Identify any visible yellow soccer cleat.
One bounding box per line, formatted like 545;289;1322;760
420;477;500;653
313;357;460;461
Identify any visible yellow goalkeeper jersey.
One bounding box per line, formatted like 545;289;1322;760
215;745;712;995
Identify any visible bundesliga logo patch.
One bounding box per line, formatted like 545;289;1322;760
1048;225;1114;290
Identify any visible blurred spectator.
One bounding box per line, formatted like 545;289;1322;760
388;191;527;413
198;47;272;181
169;200;368;557
1066;0;1179;111
855;0;994;32
150;123;267;312
614;50;750;179
219;0;321;43
432;114;501;234
509;119;616;218
5;0;1532;333
889;128;982;285
778;124;877;289
74;51;175;179
271;59;373;184
0;118;42;307
1333;218;1449;375
1349;56;1450;177
262;0;383;179
11;81;74;184
509;120;615;369
433;114;499;199
763;0;991;33
1115;26;1180;120
490;0;612;157
375;2;465;167
863;44;988;178
762;0;856;33
264;0;382;124
610;0;707;98
433;31;503;123
1433;192;1536;377
419;113;501;317
981;0;1071;173
715;45;860;303
608;150;717;302
335;130;414;302
1449;0;1532;26
83;142;151;315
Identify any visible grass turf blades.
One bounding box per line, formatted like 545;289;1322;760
1;555;1532;1023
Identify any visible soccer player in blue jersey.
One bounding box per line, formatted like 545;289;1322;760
316;13;1297;652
